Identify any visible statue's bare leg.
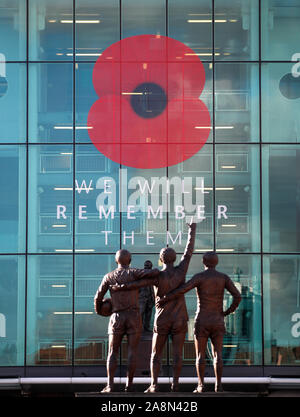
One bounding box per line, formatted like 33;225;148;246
171;332;186;391
210;334;224;392
102;333;123;393
125;332;141;392
194;336;208;393
145;332;168;393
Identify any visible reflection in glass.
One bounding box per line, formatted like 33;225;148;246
28;145;73;253
74;255;115;365
29;0;73;61
262;63;300;143
262;145;300;253
216;145;260;253
261;0;300;61
121;166;167;253
215;63;259;142
178;254;262;365
0;255;25;366
0;64;26;143
215;0;259;61
264;255;300;365
0;0;26;60
75;145;120;253
0;146;26;253
75;0;120;62
28;64;73;143
122;0;165;38
168;143;213;253
169;0;212;59
76;64;98;142
27;255;73;365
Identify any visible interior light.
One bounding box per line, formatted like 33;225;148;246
221;224;237;227
195;126;234;129
185;53;220;56
187;19;227;23
51;284;67;288
52;224;67;228
60;20;101;24
221;165;237;169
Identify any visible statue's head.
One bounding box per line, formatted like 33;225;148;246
159;247;177;264
203;251;218;268
144;260;153;270
115;249;131;266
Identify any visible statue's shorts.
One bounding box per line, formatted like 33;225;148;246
108;310;142;335
154;318;188;336
194;321;225;339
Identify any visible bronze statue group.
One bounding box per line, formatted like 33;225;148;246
94;222;241;394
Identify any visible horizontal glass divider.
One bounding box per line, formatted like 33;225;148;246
2;252;300;256
4;60;299;64
3;142;300;146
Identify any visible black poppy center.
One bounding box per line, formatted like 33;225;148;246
130;82;167;119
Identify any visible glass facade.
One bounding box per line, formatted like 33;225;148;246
0;0;300;376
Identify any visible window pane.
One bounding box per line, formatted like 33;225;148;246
168;143;213;253
262;63;300;143
29;0;73;61
169;0;212;60
0;146;26;253
121;166;167;253
122;0;165;38
75;145;120;253
74;255;115;366
215;145;260;252
28;145;73;253
0;255;25;366
262;145;300;252
261;0;300;61
76;63;98;143
75;0;120;62
263;255;300;365
28;63;73;143
179;254;262;365
0;64;26;143
27;255;73;365
215;0;259;61
0;0;26;61
215;63;259;143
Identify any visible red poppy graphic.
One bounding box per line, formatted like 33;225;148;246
88;34;211;169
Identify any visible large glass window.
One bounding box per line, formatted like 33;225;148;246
0;146;26;253
0;0;26;61
183;254;262;365
75;0;120;62
28;145;73;253
263;255;300;366
215;145;260;253
215;63;259;143
261;0;300;61
74;254;115;366
0;64;26;143
26;255;73;366
0;256;25;366
262;145;300;253
28;63;73;143
168;143;213;253
262;63;300;143
29;0;73;61
169;0;212;59
215;0;259;61
75;145;120;253
76;63;98;143
122;0;166;38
